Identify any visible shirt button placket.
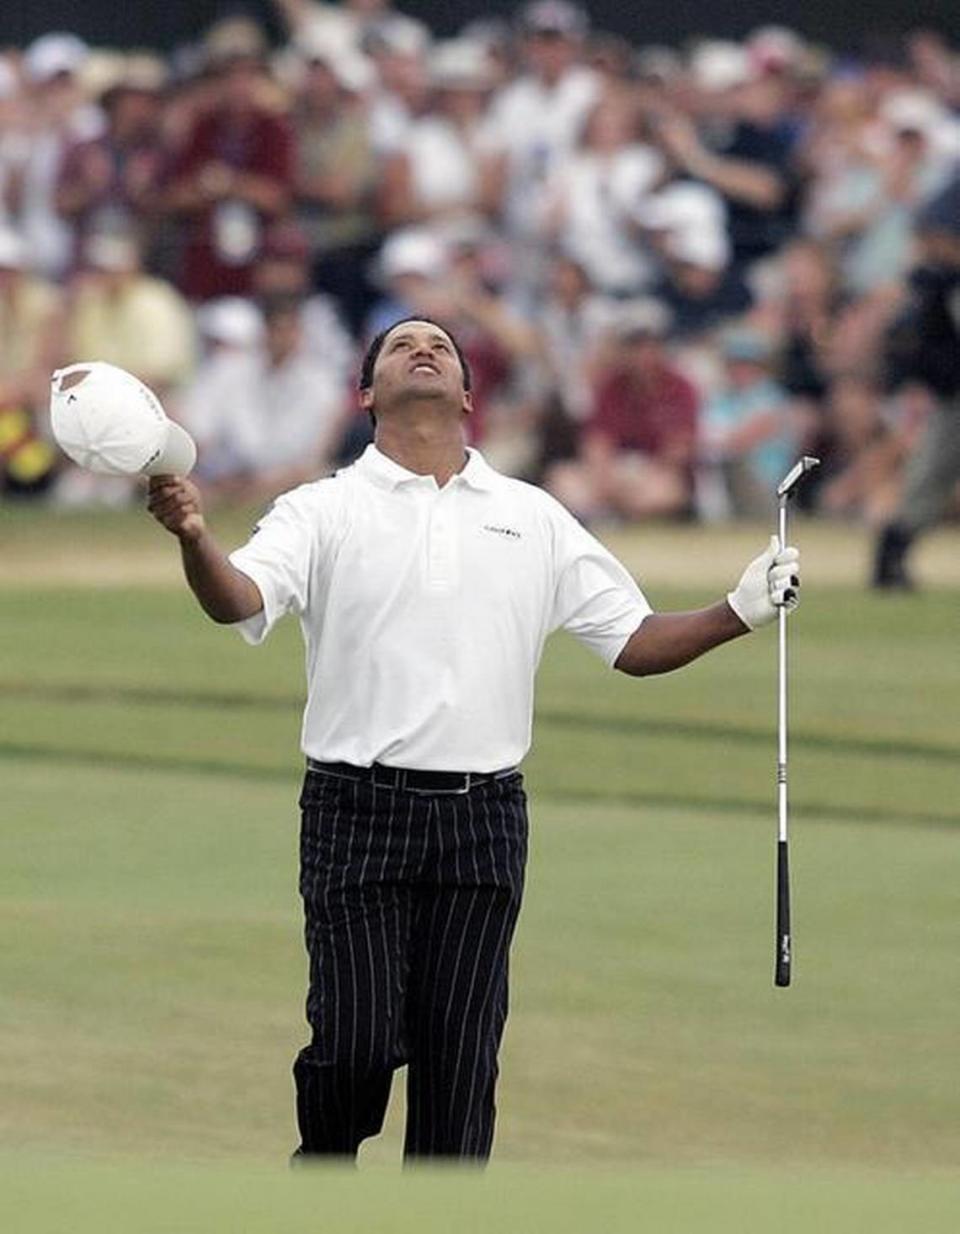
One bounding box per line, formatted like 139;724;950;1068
427;489;456;588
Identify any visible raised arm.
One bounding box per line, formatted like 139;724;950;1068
614;537;800;677
147;476;263;624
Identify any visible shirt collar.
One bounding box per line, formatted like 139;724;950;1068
355;444;497;492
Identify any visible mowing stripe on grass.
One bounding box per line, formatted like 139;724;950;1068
2;740;957;829
2;680;958;765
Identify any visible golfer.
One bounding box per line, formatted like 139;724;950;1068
147;317;800;1162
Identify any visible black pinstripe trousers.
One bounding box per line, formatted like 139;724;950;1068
293;766;528;1161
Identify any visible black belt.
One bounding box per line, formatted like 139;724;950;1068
306;759;518;796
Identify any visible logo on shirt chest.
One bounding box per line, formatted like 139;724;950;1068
482;523;522;540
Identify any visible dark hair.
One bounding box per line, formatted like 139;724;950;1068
359;317;472;393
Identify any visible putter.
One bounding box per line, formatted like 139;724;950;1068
774;456;819;988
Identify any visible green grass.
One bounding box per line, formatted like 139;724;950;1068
5;1158;960;1234
1;517;959;1228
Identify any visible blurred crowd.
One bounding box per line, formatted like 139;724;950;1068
1;0;959;579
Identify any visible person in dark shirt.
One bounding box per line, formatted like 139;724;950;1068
654;225;753;341
873;175;960;588
165;42;293;300
545;298;698;520
653;63;799;270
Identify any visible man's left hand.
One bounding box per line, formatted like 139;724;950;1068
727;536;802;630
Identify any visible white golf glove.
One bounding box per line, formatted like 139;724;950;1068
727;536;801;630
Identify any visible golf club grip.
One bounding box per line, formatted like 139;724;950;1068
775;840;791;987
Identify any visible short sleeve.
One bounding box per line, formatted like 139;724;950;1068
227;491;316;645
547;501;652;666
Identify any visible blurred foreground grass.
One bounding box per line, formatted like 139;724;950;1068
5;1157;960;1234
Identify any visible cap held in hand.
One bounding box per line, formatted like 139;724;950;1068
50;361;196;477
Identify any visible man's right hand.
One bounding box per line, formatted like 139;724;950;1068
147;475;206;543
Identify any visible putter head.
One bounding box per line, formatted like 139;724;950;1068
777;456;820;500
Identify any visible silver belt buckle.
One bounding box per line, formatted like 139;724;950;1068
407;772;473;796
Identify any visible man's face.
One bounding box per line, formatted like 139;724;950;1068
620;333;664;377
524;31;576;81
362;320;471;420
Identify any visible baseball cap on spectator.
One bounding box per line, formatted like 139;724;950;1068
429;40;495;90
610;297;673;340
0;227;26;270
376;227;448;284
881;90;947;137
634;182;727;235
364;15;432;58
690;40;753;92
459;18;512;55
519;0;589;38
25;32;89;83
295;27;376;92
746;26;805;75
94;52;168;103
196;297;264;348
665;228;731;270
634;45;683;85
204;16;268;69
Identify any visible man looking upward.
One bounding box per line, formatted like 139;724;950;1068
147;317;800;1162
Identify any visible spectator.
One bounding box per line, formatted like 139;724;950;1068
653;226;753;343
365;15;433;156
15;33;103;280
654;39;800;271
536;251;618;428
377;39;498;228
804;84;956;297
751;238;842;404
0;226;61;497
64;231;196;399
700;329;797;517
873;175;960;587
272;0;394;59
816;375;911;525
179;293;348;504
0;225;64;411
288;28;380;335
531;251;621;478
0;57;27;229
545;298;699;520
164;26;294;300
366;223;538;453
539;92;663;296
55;56;168;271
480;0;600;303
252;220;355;383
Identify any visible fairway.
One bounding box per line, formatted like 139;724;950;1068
2;508;959;1229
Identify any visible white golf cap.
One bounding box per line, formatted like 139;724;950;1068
50;361;197;477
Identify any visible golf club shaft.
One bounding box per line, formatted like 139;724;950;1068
775;498;791;987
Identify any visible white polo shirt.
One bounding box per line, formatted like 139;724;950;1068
228;445;651;771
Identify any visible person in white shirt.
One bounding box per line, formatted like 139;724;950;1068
479;1;601;304
179;293;348;504
146;315;800;1163
538;92;664;296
